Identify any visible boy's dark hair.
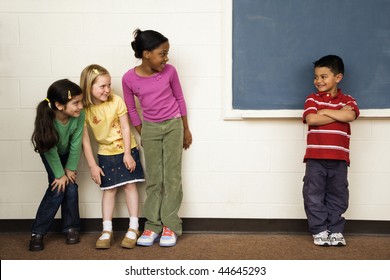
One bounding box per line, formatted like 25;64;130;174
313;55;344;75
131;29;168;59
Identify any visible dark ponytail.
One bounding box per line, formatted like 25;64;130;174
31;100;58;153
31;79;82;153
131;28;168;59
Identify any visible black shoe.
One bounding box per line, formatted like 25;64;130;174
66;229;80;244
29;234;44;251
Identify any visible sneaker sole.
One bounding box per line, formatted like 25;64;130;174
137;236;160;247
159;242;177;247
159;237;177;247
331;242;346;246
315;242;330;246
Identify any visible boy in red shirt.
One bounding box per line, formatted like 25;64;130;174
302;55;359;246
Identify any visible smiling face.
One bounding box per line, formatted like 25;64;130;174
55;94;83;122
91;74;111;105
313;66;343;96
63;94;84;117
144;41;170;74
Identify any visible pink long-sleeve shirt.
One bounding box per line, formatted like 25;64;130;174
122;64;187;126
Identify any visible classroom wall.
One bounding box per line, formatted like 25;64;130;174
1;0;389;222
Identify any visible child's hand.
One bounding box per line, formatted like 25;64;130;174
183;128;192;150
51;175;69;193
124;153;136;172
90;164;105;185
65;168;77;183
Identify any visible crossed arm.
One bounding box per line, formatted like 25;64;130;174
305;105;357;126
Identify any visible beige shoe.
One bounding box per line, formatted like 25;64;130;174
95;231;113;249
120;228;139;249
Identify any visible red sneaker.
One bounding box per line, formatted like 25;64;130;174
159;226;177;247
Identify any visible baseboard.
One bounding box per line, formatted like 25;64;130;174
0;218;389;235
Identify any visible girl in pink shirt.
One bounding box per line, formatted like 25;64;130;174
122;29;192;247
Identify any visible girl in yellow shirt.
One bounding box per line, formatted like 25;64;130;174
81;64;144;249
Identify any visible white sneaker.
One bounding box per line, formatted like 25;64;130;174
313;230;330;246
329;232;346;246
136;230;160;246
159;226;177;247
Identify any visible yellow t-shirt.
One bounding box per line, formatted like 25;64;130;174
85;94;137;155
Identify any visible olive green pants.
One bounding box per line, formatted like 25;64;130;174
141;118;183;235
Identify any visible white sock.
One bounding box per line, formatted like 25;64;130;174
126;217;139;239
100;220;112;240
129;217;139;230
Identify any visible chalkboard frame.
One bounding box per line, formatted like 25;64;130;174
223;0;390;119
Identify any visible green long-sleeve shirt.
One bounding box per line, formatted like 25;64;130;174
43;110;85;178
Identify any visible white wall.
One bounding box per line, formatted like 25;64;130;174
1;0;389;221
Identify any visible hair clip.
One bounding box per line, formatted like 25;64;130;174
93;68;100;75
68;90;72;99
45;98;51;109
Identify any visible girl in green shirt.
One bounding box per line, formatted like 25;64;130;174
29;79;84;251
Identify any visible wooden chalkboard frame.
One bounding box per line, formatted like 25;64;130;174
223;0;390;119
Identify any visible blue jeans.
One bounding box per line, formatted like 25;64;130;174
31;153;80;235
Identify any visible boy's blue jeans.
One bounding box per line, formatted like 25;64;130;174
303;159;349;234
31;153;80;235
141;118;184;236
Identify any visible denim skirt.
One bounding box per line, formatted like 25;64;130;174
97;148;145;190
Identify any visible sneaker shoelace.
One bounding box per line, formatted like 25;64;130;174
162;227;174;237
141;230;155;237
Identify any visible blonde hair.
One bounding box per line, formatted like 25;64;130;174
80;64;112;107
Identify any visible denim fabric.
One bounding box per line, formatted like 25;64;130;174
98;148;145;190
31;153;80;235
141;118;184;236
303;159;349;234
